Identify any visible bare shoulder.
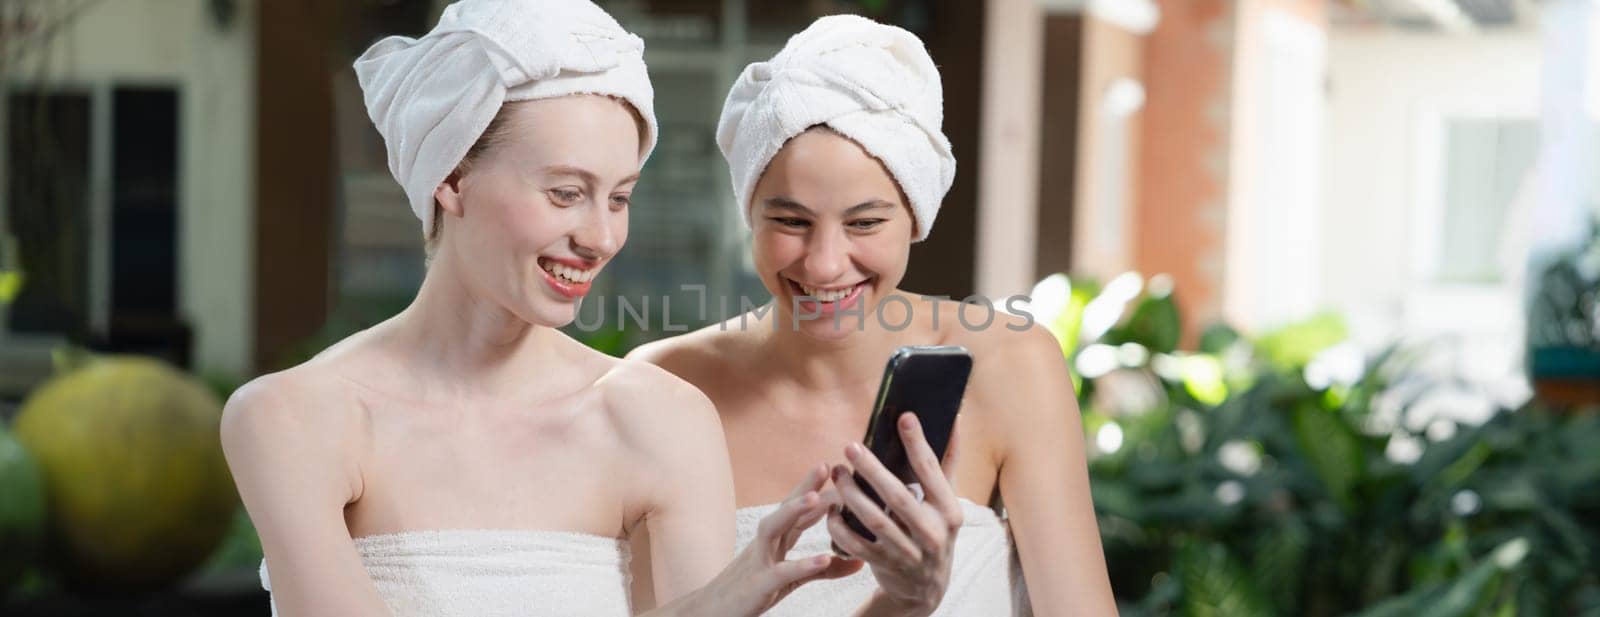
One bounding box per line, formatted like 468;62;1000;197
593;358;732;515
955;315;1067;374
219;354;368;479
944;310;1077;425
220;360;370;505
593;358;723;449
624;319;753;388
221;365;361;452
220;324;390;447
929;298;1063;372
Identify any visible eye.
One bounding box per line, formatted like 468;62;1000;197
848;218;886;230
769;217;810;229
549;188;583;205
609;193;632;210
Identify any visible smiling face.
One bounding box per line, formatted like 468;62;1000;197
749;126;916;340
431;95;643;328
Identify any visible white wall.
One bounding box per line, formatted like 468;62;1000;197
975;0;1044;299
7;0;256;377
1320;28;1545;353
1226;1;1327;332
1315;22;1600;411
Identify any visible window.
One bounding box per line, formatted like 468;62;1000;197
6;91;92;338
1;86;184;363
1435;119;1538;284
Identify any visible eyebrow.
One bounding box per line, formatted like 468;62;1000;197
762;196;896;216
539;165;640;187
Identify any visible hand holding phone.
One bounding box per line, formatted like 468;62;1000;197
831;346;971;556
825;404;968;611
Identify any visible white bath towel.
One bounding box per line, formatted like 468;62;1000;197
354;0;657;236
717;14;955;242
735;498;1032;616
259;528;632;617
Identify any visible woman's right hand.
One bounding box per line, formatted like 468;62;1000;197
827;412;964;617
675;464;864;616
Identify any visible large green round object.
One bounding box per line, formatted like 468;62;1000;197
11;356;237;590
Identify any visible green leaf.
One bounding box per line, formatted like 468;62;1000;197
1198;322;1241;355
1255;312;1349;368
1178;541;1274;617
1251;519;1311;612
1179;354;1229;407
1348;538;1527;617
1120;293;1183;353
1292;402;1366;509
0;269;22;305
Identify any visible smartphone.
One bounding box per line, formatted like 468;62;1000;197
834;345;973;555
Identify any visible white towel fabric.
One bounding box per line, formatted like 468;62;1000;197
735;499;1032;616
354;0;657;236
716;14;955;242
259;529;632;617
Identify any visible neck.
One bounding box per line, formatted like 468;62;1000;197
382;253;564;400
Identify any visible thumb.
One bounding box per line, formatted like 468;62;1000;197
766;555;832;592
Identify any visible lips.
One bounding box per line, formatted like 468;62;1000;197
538;257;598;299
788;277;869;316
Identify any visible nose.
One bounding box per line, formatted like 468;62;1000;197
802;226;850;283
571;204;620;260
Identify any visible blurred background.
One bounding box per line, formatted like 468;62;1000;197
0;0;1597;615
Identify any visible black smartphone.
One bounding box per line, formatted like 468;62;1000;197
834;345;973;556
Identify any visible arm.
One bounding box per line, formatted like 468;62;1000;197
618;372;739;604
612;363;857;616
990;326;1118;615
220;375;390;617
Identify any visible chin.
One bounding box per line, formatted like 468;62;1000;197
796;318;868;341
520;298;580;329
787;296;875;340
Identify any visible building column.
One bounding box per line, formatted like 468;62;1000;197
254;0;336;371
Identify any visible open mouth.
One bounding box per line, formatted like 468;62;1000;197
539;257;597;285
538;257;599;298
788;277;871;313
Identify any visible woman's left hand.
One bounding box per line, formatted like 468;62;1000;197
826;412;964;617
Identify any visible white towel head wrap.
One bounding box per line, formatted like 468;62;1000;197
717;14;954;242
355;0;656;236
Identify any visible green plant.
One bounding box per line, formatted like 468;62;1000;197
1030;273;1600;616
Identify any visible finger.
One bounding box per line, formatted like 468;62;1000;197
842;443;946;550
781;497;830;553
757;464;828;541
832;465;923;562
898;413;964;529
766;554;834;591
826;506;884;563
758;488;821;548
843;441;923;514
787;463;830;500
796;555;864;584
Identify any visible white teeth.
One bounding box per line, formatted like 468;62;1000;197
541;260;596;284
798;282;856;302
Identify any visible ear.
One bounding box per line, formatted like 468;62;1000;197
433;170;467;219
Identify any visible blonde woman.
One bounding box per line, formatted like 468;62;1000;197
223;2;857;615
